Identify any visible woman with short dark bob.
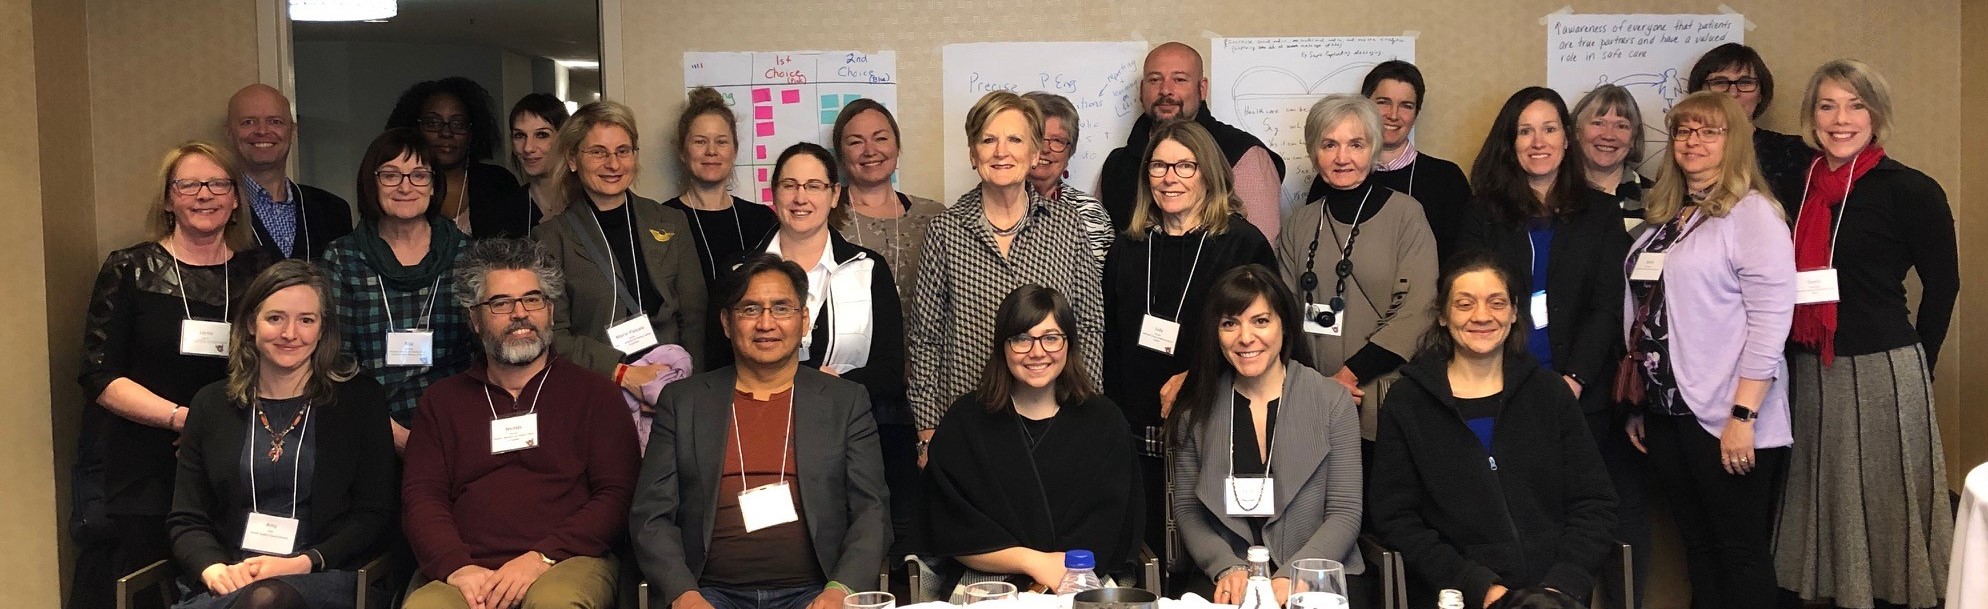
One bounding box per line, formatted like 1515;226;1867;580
1370;253;1616;609
1686;43;1811;202
924;284;1143;592
1170;264;1364;605
168;260;396;609
482;92;571;238
383;77;525;237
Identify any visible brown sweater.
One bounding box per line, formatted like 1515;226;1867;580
401;355;640;580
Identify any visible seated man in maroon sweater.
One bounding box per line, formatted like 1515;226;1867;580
632;252;891;609
402;238;640;609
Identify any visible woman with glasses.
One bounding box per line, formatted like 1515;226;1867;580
1275;94;1437;445
664;87;779;366
480;93;571;239
1023;92;1114;262
1686;44;1811;203
924;284;1143;593
69;142;272;609
321;129;473;452
1622;92;1794;609
384;77;526;237
539;101;708;399
830;99;944;315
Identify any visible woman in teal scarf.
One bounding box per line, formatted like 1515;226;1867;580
322;128;472;452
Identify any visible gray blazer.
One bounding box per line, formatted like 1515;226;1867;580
630;366;891;605
539;193;708;375
1171;362;1366;578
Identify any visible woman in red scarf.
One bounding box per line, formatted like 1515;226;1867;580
1772;59;1958;609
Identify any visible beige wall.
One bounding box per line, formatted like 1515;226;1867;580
6;0;63;605
34;0;94;599
1958;1;1988;482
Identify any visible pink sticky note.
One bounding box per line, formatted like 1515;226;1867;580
755;121;775;137
755;145;768;160
751;88;772;103
757;167;770;181
761;188;774;203
754;105;773;120
781;89;800;104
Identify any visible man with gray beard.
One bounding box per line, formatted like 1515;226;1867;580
402;238;640;609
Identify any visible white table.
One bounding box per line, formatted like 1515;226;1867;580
1949;461;1988;609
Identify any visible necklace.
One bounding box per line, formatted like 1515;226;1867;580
255;400;310;462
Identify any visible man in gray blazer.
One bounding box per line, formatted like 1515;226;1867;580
631;252;891;609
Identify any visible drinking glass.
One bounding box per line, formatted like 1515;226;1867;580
964;581;1019;604
844;591;896;609
1287;558;1349;609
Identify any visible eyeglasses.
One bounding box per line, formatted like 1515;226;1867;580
477;293;549;314
732;303;801;319
1146;160;1199;179
1704;77;1760;93
170;179;236;196
1005;332;1068;354
1043;137;1072;154
580;146;638;162
418;118;473;135
375;169;435;187
1670;126;1729;142
777;180;834;195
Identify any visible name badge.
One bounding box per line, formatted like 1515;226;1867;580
241;511;300;556
1795;268;1841;305
607;315;659;355
1629;253;1667;282
386;330;435;367
179;319;231;357
1530;290;1549;330
490;412;540;454
1302;303;1343;336
1137;314;1181;355
1224;476;1276;517
739;481;801;532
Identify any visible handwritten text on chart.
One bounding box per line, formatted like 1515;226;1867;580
1551;16;1737;62
941;41;1148;198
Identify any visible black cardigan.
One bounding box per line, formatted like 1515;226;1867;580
451;162;527;239
1371;354;1616;609
1309;153;1473;264
249;182;353;261
1454;187;1630;413
167;376;397;586
1773;156;1959;366
471;181;545;240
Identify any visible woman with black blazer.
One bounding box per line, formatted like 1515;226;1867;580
384;77;526;238
1371;255;1616;609
168;260;396;609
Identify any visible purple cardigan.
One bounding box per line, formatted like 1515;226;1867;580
1622;191;1794;447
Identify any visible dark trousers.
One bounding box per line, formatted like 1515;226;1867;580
1588;409;1650;609
701;584;821;609
69;514;172;609
1643;412;1787;609
878;422;923;556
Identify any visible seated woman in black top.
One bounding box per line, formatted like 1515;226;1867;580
385;77;525;237
168;260;397;609
924;284;1143;592
1371;254;1615;609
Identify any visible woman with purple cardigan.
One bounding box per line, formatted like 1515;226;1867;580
1619;92;1795;609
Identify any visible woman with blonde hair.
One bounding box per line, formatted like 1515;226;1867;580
663;87;778;367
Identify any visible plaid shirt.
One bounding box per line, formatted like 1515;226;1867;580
322;234;475;423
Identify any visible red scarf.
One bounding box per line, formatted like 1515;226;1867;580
1790;145;1883;365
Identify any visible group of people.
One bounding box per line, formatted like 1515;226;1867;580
65;40;1954;609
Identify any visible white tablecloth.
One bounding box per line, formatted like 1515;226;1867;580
1949;461;1988;609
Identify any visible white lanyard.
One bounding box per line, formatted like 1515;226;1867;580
379;274;443;331
587;197;645;319
169;239;228;321
245;401;310;519
1145;229;1209;320
731;390;796;493
483;366;552;419
1793;154;1859;268
685;198;746;279
1226;390;1277;504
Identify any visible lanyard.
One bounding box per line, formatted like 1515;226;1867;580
379;274;443;332
483;365;552;419
1793;155;1860;268
1145;229;1208;320
685;198;746;279
586;197;645;320
169;238;229;322
246;402;309;519
731;390;796;493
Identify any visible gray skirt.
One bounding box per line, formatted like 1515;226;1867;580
1774;345;1952;609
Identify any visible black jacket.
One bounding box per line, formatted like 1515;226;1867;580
1098;111;1286;231
249;182;353;261
1454;187;1630;413
453;162;528;239
1371;354;1616;609
167;376;398;587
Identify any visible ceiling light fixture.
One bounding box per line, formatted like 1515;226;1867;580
556;59;601;69
290;0;397;22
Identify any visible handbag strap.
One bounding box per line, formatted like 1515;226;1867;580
1626;208;1704;355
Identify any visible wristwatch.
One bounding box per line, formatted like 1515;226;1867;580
1730;405;1758;422
537;551;558;567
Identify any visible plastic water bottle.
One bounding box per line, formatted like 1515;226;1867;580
1058;549;1103;595
1239;546;1279;609
1437;589;1465;609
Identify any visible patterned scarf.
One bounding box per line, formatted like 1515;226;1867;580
1790;145;1883;365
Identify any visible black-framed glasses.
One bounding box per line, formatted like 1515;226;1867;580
375;169;435;187
170;179;235;196
732;303;800;319
1043;137;1072;154
1670;126;1729;142
580;146;638;162
1146;160;1199;179
1704;77;1760;93
777;180;833;195
1005;332;1068;354
418;117;473;135
477;293;549;314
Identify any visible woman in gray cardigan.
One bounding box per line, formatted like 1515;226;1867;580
1169;265;1364;605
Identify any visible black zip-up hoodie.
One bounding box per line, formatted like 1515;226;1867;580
1370;352;1617;609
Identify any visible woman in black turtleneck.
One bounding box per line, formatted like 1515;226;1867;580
1306;61;1471;263
1275;94;1438;445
